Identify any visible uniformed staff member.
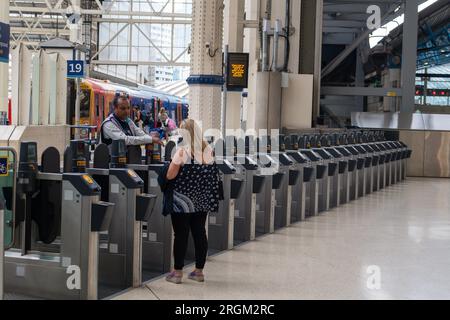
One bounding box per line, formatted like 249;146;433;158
101;93;162;146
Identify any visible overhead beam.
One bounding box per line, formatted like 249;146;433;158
91;60;190;67
321;86;403;96
10;6;191;18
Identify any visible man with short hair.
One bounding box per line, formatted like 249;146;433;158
101;93;161;146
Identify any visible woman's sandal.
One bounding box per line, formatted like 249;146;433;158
166;271;183;284
188;271;205;283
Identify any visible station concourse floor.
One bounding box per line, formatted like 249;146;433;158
113;178;450;300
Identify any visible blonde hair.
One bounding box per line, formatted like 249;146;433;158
159;108;168;121
179;119;211;163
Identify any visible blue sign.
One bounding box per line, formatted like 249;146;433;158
67;60;85;78
0;157;8;176
0;22;10;64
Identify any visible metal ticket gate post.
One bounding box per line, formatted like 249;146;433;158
87;142;156;297
0;147;18;300
126;146;173;280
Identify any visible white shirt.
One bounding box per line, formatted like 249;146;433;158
101;116;154;146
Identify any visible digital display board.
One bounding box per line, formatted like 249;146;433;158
226;53;249;91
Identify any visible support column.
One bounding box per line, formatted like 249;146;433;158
0;0;10;124
244;0;262;131
313;0;324;126
298;0;323;127
188;0;225;132
401;0;419;113
224;0;245;130
355;47;365;111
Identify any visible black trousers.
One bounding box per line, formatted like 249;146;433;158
171;212;208;270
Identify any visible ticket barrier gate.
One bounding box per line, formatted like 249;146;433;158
86;142;156;297
253;136;285;235
298;149;327;217
334;147;355;204
209;159;244;252
380;141;400;187
363;143;384;193
399;142;413;180
285;135;310;223
273;138;296;229
4;142;114;300
391;141;408;182
325;147;347;208
341;145;364;201
126;146;172;280
1;147;18;300
387;142;400;185
353;144;373;196
313;148;337;211
374;142;391;189
233;154;266;244
380;142;396;188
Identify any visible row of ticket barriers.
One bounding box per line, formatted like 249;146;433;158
0;130;412;300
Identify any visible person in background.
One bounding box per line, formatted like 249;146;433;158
158;119;221;284
100;92;162;147
141;110;155;134
158;107;178;139
133;106;143;129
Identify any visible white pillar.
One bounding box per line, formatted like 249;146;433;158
243;0;262;131
223;0;245;130
188;0;225;132
0;0;10;124
401;0;419;113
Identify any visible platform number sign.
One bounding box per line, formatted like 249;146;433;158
0;157;9;176
67;60;85;79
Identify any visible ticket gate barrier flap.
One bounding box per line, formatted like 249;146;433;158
272;172;285;190
348;159;357;172
91;201;115;232
303;167;314;182
253;175;266;194
328;163;338;177
357;158;365;170
339;161;348;174
316;165;327;180
289;170;300;186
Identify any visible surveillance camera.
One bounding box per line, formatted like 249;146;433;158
205;42;211;48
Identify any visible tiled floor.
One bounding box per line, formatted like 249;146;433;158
113;178;450;300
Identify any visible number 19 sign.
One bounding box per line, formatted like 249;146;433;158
67;60;85;79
